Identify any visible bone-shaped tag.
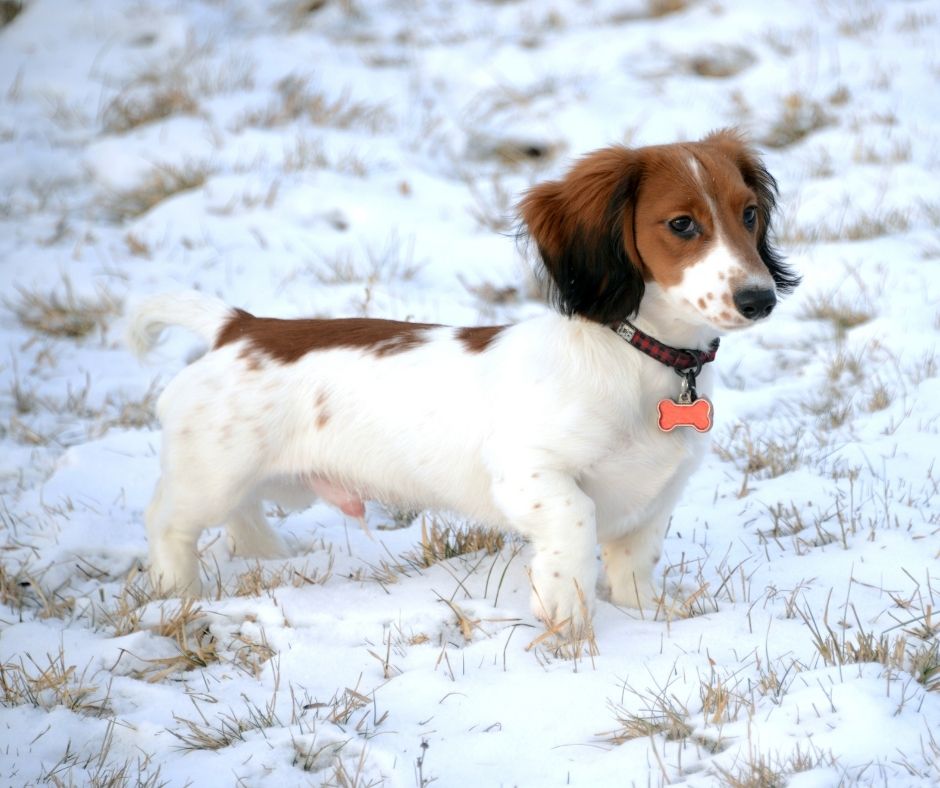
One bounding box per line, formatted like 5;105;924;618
658;397;713;432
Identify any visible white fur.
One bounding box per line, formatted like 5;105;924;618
128;291;716;630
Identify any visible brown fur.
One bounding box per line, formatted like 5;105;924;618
457;325;505;353
216;308;504;363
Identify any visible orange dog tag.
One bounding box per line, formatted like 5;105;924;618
658;397;713;432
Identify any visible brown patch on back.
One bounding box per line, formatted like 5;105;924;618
457;325;505;353
316;410;330;429
215;308;440;363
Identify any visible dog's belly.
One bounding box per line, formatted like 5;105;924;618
583;429;708;540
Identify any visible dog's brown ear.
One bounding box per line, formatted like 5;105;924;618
519;147;646;323
703;129;800;294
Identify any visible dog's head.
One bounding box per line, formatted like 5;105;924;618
519;129;799;330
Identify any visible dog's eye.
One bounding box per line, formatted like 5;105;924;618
668;216;697;237
743;205;758;230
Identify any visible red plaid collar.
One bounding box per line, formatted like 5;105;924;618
613;320;719;372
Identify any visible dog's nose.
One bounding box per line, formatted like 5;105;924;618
733;288;776;320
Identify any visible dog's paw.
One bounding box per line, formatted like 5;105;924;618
529;570;596;635
149;562;203;598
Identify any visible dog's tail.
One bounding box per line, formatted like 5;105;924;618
126;291;235;359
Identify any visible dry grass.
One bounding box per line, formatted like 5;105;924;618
234;74;392;133
761;93;833;149
171;693;280;751
299;232;425;286
647;0;690;17
101;41;253;133
1;0;22;26
404;517;504;569
461;172;515;233
282;135;369;176
712;743;836;787
714;422;804;481
779;205;913;245
230;558;333;598
683;47;755;79
9;280;122;339
39;720;167;788
103;161;212;222
0;648;112;717
800;290;874;337
133;599;220;683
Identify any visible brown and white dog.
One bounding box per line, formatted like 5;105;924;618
128;129;797;631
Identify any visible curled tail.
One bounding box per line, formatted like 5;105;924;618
126;291;235;359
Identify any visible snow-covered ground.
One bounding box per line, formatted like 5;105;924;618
1;0;939;785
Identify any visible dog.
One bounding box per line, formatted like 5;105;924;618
128;129;797;631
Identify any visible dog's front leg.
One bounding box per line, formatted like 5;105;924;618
492;468;598;633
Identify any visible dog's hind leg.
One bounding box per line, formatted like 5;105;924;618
225;497;289;559
146;449;260;597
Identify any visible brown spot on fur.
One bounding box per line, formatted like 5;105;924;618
239;345;262;371
531;472;540;479
697;297;707;309
706;292;715;300
315;389;328;408
316;410;330;429
722;292;732;305
719;310;732;321
216;309;506;364
553;571;560;578
576;520;584;527
216;309;439;363
457;325;505;353
533;502;542;510
718;271;726;280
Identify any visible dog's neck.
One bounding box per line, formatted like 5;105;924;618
629;284;722;351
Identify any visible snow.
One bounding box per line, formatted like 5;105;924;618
1;0;939;785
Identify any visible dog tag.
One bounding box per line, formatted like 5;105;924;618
658;397;713;432
657;372;713;432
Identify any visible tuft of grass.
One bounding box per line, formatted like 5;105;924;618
281;135;369;176
799;290;874;337
647;0;690;18
837;6;883;36
461;172;515;233
714;422;803;480
852;137;912;165
38;719;167;787
405;516;504;569
103;161;212;222
0;649;112;717
799;600;907;672
135;600;220;682
712;743;837;787
171;693;280;751
761;93;833;149
234;74;392;133
231;558;333;598
101;42;253;133
0;0;22;27
298;232;425;286
9;281;122;339
778;205;914;245
684;47;755;78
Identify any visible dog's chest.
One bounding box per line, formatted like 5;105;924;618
583;422;707;534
